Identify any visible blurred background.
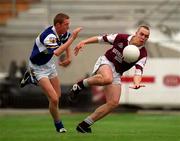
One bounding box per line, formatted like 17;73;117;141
0;0;179;111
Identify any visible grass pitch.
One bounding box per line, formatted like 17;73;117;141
0;111;180;141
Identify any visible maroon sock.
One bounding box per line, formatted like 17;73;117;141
77;80;85;89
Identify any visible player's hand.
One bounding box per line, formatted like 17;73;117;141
72;27;83;40
58;58;71;67
74;41;85;56
129;84;145;89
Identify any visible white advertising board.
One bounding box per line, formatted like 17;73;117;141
120;59;180;107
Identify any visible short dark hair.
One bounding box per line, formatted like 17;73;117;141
138;25;150;31
53;13;69;25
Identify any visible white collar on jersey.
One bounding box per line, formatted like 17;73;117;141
52;26;60;41
127;35;145;49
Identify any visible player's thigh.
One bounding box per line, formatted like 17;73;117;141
50;76;61;97
97;65;113;80
38;77;57;100
105;84;121;104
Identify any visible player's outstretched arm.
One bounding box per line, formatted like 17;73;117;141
74;36;99;56
54;27;82;56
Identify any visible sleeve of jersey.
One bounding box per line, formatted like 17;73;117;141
44;34;59;54
135;57;147;75
97;33;118;45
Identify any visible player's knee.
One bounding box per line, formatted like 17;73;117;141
50;96;59;106
107;100;119;109
103;77;113;85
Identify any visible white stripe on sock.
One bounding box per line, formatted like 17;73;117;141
83;79;89;87
84;117;94;125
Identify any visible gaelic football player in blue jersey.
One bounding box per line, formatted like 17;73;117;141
20;13;82;133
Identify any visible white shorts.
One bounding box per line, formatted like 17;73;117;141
92;56;121;84
29;59;58;81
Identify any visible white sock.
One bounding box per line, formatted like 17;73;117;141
83;79;89;87
84;116;94;126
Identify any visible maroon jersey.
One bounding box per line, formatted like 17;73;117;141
100;33;147;75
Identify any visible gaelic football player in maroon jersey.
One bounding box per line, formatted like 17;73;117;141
69;25;150;133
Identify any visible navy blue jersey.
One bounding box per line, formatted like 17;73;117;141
30;26;71;65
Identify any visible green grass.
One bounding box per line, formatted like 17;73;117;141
0;112;180;141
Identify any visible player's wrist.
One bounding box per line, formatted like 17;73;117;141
70;35;76;40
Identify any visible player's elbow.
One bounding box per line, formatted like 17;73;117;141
54;50;60;56
53;50;57;56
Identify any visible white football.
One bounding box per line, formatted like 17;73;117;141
123;45;140;63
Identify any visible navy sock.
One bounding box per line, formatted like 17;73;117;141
54;120;64;132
